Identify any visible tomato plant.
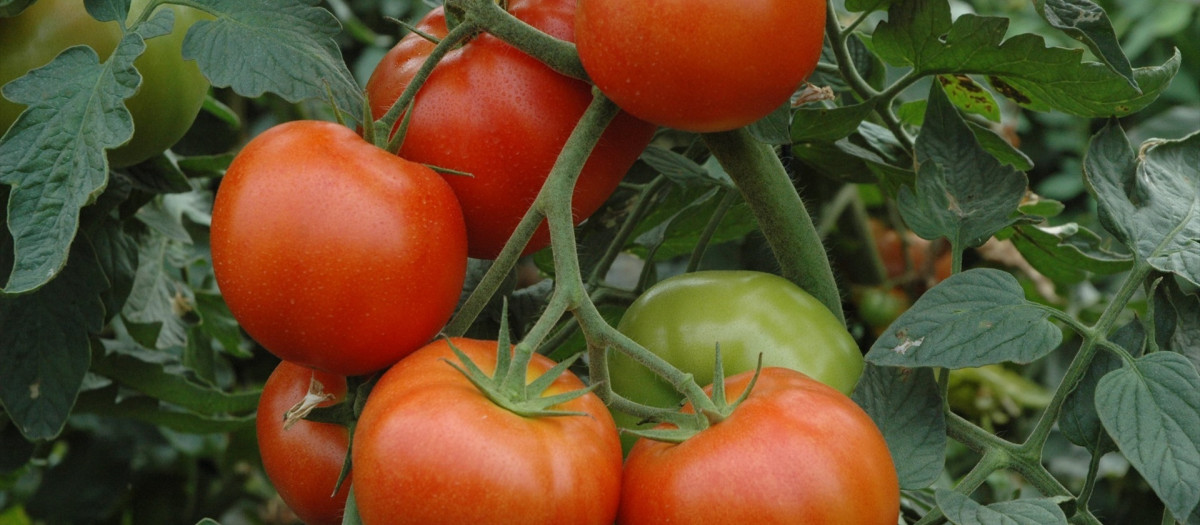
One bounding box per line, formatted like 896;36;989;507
609;271;863;437
619;367;899;524
352;338;623;525
256;361;351;525
365;2;656;259
210;120;468;376
575;0;825;132
0;0;210;167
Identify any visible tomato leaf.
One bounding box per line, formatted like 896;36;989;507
1032;0;1136;90
0;29;146;293
851;364;945;489
936;75;1001;123
873;0;1177;117
88;339;259;416
180;0;364;122
936;489;1069;524
0;0;35;16
0;239;107;440
1009;222;1134;284
1152;280;1200;367
1083;122;1200;288
791;101;877;143
72;383;255;433
122;234;193;349
899;82;1027;250
1058;321;1142;453
865;269;1063;368
1095;351;1200;521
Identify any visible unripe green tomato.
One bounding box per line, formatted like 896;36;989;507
0;0;210;167
610;270;864;447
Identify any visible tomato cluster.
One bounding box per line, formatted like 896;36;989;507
218;0;898;522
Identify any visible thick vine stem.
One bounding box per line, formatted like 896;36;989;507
443;0;588;81
701;129;846;324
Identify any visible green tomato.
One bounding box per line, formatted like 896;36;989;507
611;270;864;445
0;0;210;167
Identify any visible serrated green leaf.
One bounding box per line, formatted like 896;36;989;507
629;187;756;262
89;340;259;415
1152;281;1200;369
1033;0;1136;89
0;38;142;293
792;101;877;143
792;120;914;186
844;0;903;12
122;233;194;349
0;240;107;440
1010;222;1134;284
866;269;1063;368
86;217;138;323
1084;122;1200;287
193;291;250;358
966;121;1034;172
937;489;1069;524
1059;321;1141;452
874;0;1177;117
181;0;363;121
73;385;254;433
119;153;193;194
899;83;1028;249
1096;351;1200;521
851;364;945;489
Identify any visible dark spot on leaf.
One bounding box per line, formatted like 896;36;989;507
989;76;1032;105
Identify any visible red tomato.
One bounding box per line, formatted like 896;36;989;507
620;367;900;524
576;0;826;132
211;121;467;376
352;338;623;525
365;3;656;259
256;361;351;525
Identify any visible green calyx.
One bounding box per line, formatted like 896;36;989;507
443;308;598;419
623;346;763;444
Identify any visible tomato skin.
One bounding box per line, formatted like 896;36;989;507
210;121;468;376
0;0;210;167
256;361;351;525
365;3;656;259
352;338;623;525
620;367;900;525
576;0;825;132
610;271;863;443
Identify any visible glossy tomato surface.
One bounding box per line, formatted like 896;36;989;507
352;338;623;525
620;367;900;524
576;0;825;132
210;121;468;376
256;361;351;525
0;0;210;166
365;2;655;259
610;271;863;442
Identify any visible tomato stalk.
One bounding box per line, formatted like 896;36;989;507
702;128;847;324
442;0;587;80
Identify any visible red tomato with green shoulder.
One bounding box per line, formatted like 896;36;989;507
0;0;210;167
609;271;863;446
256;361;351;525
575;0;825;132
352;338;623;525
365;2;656;259
210;121;468;376
619;367;900;524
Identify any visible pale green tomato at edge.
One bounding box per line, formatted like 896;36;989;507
610;270;864;447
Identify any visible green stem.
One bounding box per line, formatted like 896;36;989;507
686;188;739;272
1021;262;1152;454
375;21;477;148
461;0;588;81
702;129;845;324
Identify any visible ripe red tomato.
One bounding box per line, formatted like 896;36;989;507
576;0;825;132
352;338;623;525
0;0;210;167
365;2;656;259
620;367;899;525
210;121;468;376
256;361;351;525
